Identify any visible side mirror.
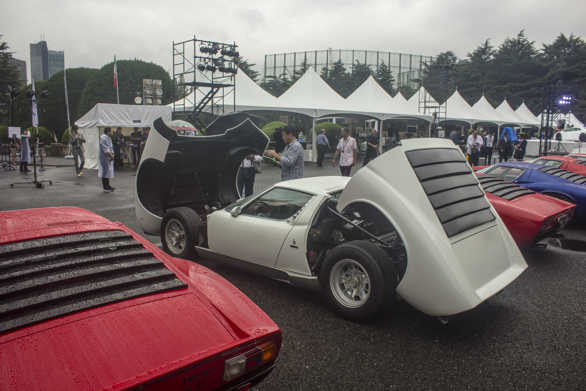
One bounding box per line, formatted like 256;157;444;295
230;206;242;217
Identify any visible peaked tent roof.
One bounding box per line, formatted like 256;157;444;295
514;102;540;126
472;95;511;126
443;91;485;124
495;99;531;127
407;87;441;112
278;67;381;118
345;76;431;120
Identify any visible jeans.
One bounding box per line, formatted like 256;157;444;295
73;148;85;174
237;167;256;197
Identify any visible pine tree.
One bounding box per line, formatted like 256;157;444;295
375;61;395;95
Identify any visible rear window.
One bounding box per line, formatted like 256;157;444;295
485;166;526;182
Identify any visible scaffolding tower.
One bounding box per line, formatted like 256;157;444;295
172;37;238;129
419;61;448;136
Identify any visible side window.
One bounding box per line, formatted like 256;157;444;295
241;187;313;220
487;166;525;182
535;159;562;168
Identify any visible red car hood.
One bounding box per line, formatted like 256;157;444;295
0;207;280;390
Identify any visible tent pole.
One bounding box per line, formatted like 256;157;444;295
379;120;383;154
312;116;317;162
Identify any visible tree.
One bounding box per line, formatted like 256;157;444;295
321;60;353;98
260;73;291;97
397;85;417;100
417;51;459;104
451;39;496;105
41;68;97;141
77;59;174;115
291;55;312;84
235;58;260;82
351;60;373;91
11;80;49;131
0;37;24;126
375;61;395;95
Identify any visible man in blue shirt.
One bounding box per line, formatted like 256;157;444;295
316;128;330;167
450;126;462;145
264;126;304;181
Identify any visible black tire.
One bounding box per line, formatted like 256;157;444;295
160;207;202;259
320;240;397;321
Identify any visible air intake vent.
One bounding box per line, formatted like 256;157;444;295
0;230;187;334
537;166;586;184
406;148;495;238
476;176;535;200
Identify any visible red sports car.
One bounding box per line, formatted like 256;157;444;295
475;174;576;248
0;207;281;391
531;156;586;176
568;153;586;161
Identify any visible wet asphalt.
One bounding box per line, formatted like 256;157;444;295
1;155;585;390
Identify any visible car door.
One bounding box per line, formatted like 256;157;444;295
208;187;314;268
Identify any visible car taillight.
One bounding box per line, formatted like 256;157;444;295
223;341;277;382
539;217;555;232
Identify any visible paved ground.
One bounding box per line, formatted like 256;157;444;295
1;155;585;390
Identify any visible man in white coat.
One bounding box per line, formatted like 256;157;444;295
98;127;115;192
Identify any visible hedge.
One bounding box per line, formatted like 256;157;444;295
0;126;54;145
261;121;287;139
308;122;342;147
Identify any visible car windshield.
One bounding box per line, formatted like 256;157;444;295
241;187;314;220
534;159;562;168
485;166;526;182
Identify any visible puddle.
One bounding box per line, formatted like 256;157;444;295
547;238;586;252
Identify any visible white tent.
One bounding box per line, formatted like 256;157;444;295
514;103;540;127
75;104;172;169
443;91;486;125
538;112;585;128
472;95;511;127
406;87;442;115
495;100;530;127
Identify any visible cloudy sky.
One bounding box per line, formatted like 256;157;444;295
2;0;585;81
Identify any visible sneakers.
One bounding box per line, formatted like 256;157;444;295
103;187;115;192
77;173;82;177
79;171;83;176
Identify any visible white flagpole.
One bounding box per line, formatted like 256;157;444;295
64;63;73;159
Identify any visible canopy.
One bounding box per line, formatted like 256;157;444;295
471;96;511;127
495;100;530;127
443;91;485;125
75;104;172;169
500;127;519;142
514;103;540;127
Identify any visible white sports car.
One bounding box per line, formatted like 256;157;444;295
136;114;527;322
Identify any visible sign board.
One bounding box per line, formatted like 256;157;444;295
437;130;445;138
8;127;21;138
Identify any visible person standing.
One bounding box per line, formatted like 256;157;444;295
264;125;304;181
450;126;462;145
514;134;527;161
316;129;330;167
130;127;143;166
99;127;115;192
466;129;483;167
140;127;150;157
332;127;357;176
112;127;125;169
69;125;86;177
237;154;263;197
363;128;379;166
19;129;31;173
483;130;494;165
498;132;513;162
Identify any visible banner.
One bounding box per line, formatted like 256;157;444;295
31;80;38;129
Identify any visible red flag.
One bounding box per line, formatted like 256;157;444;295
113;56;118;88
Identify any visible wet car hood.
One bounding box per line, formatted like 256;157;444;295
136;115;270;220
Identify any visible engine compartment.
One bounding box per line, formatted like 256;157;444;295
306;198;408;279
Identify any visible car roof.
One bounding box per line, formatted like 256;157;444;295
535;156;577;162
276;176;350;195
493;161;543;170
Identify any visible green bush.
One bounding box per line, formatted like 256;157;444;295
0;126;8;144
61;128;71;144
261;121;287;139
26;127;54;145
309;121;342;147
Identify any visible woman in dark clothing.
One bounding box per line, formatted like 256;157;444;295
514;135;527;161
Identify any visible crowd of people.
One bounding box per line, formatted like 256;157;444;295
450;126;528;166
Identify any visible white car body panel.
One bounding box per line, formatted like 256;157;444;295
337;138;527;316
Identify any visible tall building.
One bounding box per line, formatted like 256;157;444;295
30;41;49;82
8;58;27;86
263;49;433;90
49;50;64;78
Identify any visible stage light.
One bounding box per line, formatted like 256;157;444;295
25;90;35;98
220;48;239;58
200;46;209;54
213;57;225;67
10;88;19;98
558;96;572;106
197;63;206;72
219;66;237;74
40;90;50;99
206;65;217;72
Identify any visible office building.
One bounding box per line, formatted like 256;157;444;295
30;41;49;82
8;58;27;85
49;50;64;78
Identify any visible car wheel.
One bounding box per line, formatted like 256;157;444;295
320;241;397;321
161;207;202;259
542;192;574;204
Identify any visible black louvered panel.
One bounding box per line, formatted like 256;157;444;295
476;176;534;200
406;148;496;238
0;231;187;334
538;166;586;184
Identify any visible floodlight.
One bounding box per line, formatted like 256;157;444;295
197;64;206;72
206;65;217;72
200;46;209;54
213;57;225;67
40;90;50;99
10;88;19;98
220;49;239;58
25;90;35;98
219;66;237;74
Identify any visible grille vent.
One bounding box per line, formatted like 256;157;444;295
406;148;495;238
476;176;534;200
0;230;187;334
537;166;586;184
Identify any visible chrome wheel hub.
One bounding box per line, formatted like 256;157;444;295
330;259;370;308
165;219;186;255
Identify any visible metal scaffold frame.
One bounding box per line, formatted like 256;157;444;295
172;36;238;129
419;60;448;136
